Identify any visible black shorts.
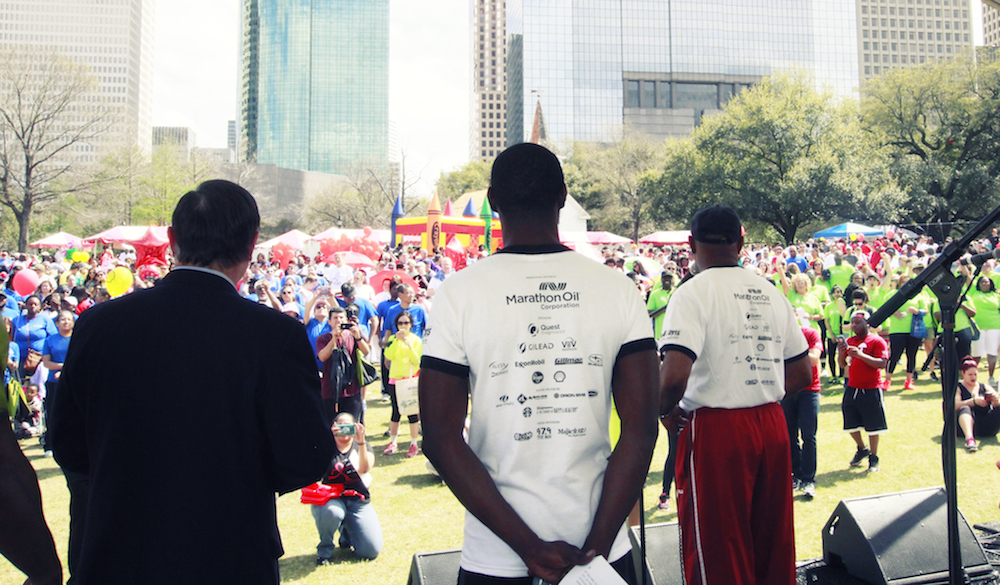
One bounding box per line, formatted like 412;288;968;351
842;386;888;434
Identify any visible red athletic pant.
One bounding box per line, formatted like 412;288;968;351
675;402;795;585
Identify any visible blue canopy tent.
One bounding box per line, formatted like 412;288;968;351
814;222;884;239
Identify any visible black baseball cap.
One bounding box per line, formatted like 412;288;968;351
691;205;742;245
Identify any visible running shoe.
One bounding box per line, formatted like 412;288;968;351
903;380;916;390
383;442;398;455
930;371;939;382
868;454;880;473
658;492;670;511
849;446;871;467
966;438;979;452
791;477;802;492
801;482;816;498
406;442;419;458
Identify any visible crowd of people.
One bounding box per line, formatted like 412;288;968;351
5;169;1000;583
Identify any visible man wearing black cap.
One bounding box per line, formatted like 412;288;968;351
658;204;812;585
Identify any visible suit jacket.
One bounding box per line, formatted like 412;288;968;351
49;268;336;585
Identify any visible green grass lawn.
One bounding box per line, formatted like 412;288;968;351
5;364;1000;584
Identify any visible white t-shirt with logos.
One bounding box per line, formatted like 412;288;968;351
659;266;808;411
423;247;654;578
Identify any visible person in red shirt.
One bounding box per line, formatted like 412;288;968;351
782;326;823;498
838;311;889;472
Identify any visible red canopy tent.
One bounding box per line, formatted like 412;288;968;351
638;231;691;246
85;226;169;246
258;229;313;250
30;231;89;249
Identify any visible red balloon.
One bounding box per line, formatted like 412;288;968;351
12;269;39;296
363;226;373;237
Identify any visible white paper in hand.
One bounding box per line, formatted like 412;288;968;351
558;556;628;585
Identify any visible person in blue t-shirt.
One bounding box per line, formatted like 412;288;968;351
338;283;378;347
383;285;427;339
41;310;74;455
304;297;333;370
12;296;56;379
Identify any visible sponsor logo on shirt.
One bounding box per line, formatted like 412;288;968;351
519;342;554;353
588;354;603;367
557;427;587;437
537;405;579;415
745;379;759;385
522;407;532;418
514;432;533;442
555;357;583;365
756;344;766;352
528;323;539;336
762;380;776;386
531;372;544;384
758;336;772;341
562;337;576;349
515;359;545;368
588;390;598;397
528;322;564;337
490;362;509;378
553;392;587;399
496;395;513;407
553;371;566;383
536;427;553;439
506;289;581;310
664;329;681;338
517;393;548;404
729;334;739;344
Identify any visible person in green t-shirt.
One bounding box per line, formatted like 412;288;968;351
968;275;1000;384
884;273;924;391
647;271;675;340
823;286;847;382
778;267;823;333
828;252;855;291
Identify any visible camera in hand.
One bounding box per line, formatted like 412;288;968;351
336;423;355;435
340;323;352;330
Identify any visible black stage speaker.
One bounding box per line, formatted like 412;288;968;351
407;549;461;585
823;487;994;585
629;522;684;585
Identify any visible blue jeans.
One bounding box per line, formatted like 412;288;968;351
781;391;819;483
311;497;383;560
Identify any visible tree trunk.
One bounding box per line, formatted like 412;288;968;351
17;200;31;253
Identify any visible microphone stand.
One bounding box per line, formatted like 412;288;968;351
869;202;1000;585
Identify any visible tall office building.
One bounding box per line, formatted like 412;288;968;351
856;0;974;82
505;0;858;147
470;0;506;161
238;0;390;175
0;0;155;161
986;3;1000;46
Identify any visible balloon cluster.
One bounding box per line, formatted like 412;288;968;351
64;248;91;263
320;226;381;263
848;233;867;242
272;242;296;270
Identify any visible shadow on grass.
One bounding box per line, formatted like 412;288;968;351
280;551;374;580
815;466;871;487
394;472;444;489
32;466;66;482
898;390;943;401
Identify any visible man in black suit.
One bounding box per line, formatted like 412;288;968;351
49;180;336;585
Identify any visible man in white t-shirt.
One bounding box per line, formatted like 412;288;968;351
420;143;659;585
323;253;354;291
427;257;454;297
658;205;812;585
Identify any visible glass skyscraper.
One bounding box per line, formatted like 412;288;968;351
506;0;858;146
239;0;389;175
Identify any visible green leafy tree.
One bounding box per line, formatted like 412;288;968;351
648;70;902;244
861;51;1000;238
435;160;491;201
0;47;117;251
303;160;425;232
566;130;665;240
